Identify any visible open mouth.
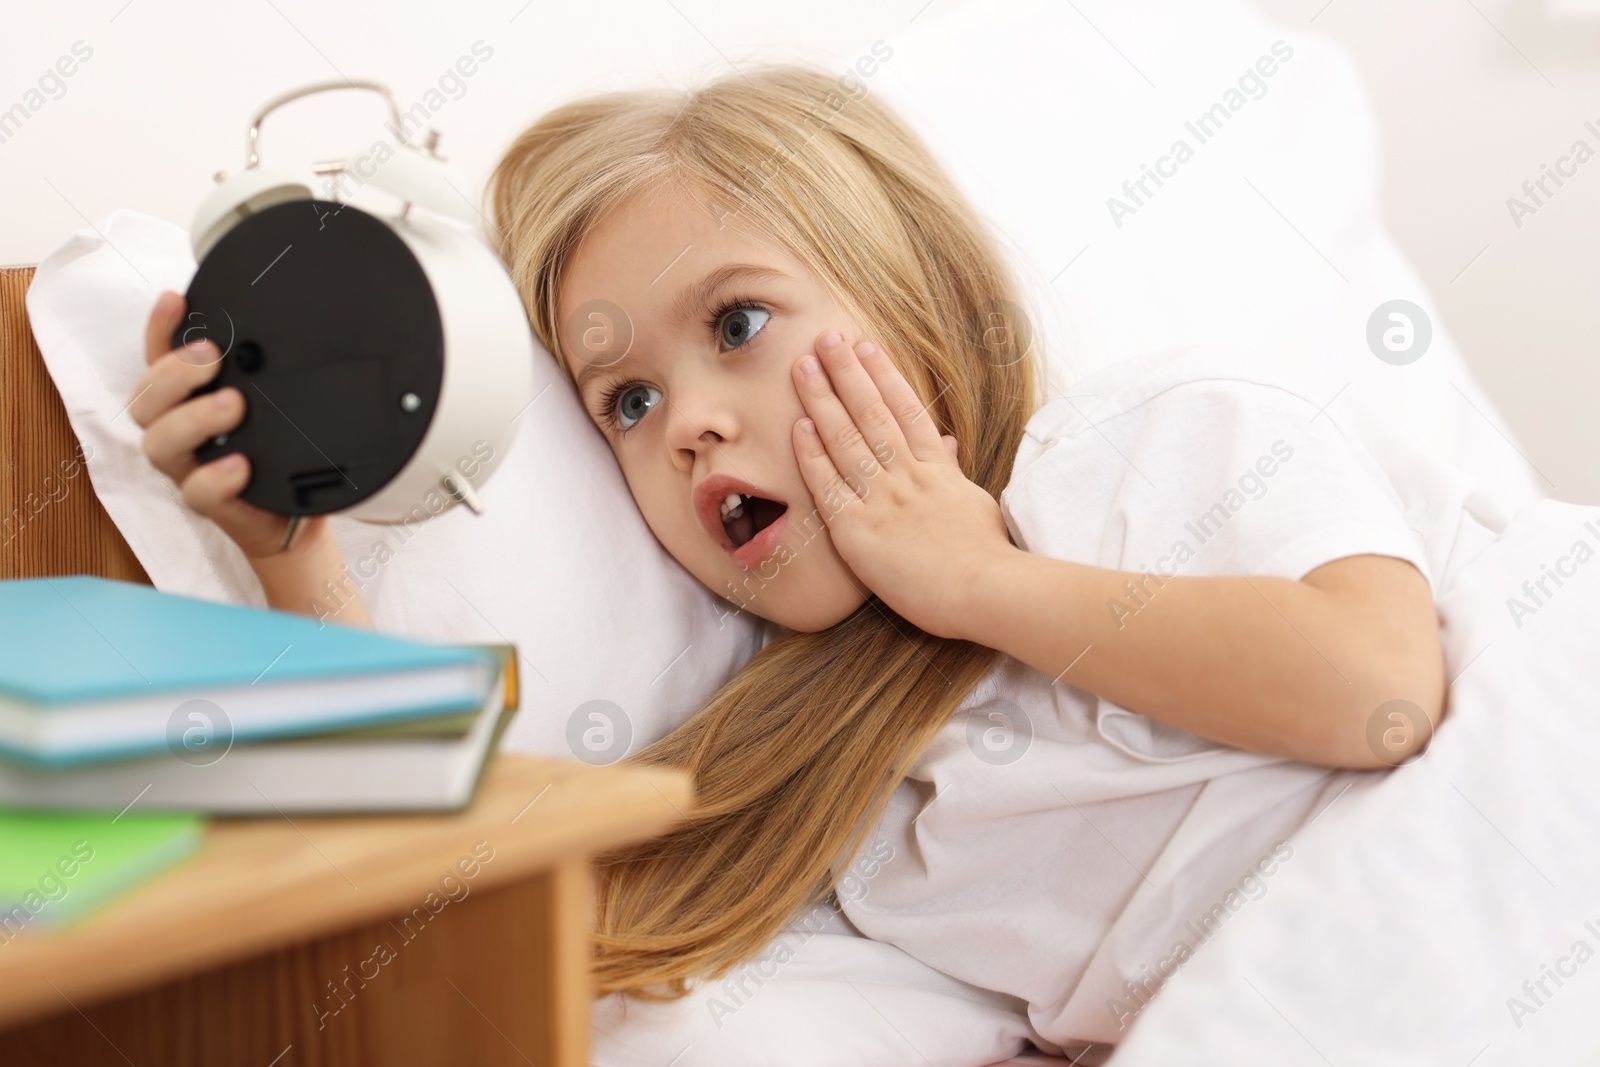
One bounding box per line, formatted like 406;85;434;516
718;492;788;549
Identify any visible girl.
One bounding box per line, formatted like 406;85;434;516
132;64;1448;1055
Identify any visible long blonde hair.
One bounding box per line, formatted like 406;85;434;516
485;64;1044;997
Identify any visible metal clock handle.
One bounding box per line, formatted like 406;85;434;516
242;79;408;170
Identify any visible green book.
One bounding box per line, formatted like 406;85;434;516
0;811;203;937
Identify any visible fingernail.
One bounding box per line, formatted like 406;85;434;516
213;388;233;409
799;418;817;434
800;356;821;375
819;330;843;348
857;342;878;358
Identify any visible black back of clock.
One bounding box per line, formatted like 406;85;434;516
174;198;445;516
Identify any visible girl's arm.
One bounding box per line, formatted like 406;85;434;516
952;548;1444;769
791;331;1445;771
249;521;374;629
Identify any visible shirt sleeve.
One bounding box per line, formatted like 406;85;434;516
1001;375;1434;590
1000;372;1434;765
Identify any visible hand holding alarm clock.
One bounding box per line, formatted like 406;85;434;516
131;80;534;558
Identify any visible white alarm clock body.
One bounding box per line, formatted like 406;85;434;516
187;79;535;527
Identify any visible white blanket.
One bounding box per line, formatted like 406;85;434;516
1109;496;1600;1065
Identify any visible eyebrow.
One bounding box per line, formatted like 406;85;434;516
571;262;790;396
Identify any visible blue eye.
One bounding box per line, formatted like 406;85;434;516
718;306;769;349
603;383;662;431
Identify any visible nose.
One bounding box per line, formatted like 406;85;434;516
664;372;738;474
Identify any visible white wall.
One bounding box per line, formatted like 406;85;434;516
5;0;1596;502
0;0;897;266
1249;0;1600;503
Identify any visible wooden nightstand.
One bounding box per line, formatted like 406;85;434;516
0;754;692;1066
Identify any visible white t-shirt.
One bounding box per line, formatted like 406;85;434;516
811;344;1506;1057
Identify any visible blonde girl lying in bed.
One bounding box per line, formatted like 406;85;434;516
128;64;1449;1054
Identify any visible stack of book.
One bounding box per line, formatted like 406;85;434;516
0;575;519;815
0;574;521;934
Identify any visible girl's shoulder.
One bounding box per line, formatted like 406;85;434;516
1017;343;1335;461
1000;342;1444;589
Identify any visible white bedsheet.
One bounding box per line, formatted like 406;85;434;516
591;901;1039;1066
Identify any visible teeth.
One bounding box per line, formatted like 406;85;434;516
719;492;745;520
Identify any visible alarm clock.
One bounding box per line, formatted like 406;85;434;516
174;79;534;543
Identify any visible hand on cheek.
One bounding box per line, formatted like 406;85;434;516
791;329;1010;641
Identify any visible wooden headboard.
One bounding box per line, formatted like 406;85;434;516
0;265;150;584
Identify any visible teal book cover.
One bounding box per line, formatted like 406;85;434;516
0;576;499;766
0;575;490;704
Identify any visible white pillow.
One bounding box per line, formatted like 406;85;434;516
25;208;762;760
873;0;1541;519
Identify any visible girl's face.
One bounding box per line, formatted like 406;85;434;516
555;186;873;632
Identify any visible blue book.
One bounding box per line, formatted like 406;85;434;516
0;576;499;769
